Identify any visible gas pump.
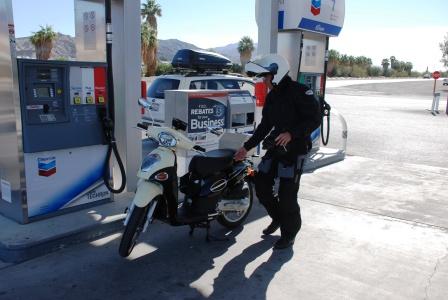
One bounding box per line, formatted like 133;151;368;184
0;0;130;223
255;0;347;169
297;33;332;146
13;59;120;222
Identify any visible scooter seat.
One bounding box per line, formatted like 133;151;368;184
189;149;235;177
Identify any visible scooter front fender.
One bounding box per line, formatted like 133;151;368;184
133;180;163;208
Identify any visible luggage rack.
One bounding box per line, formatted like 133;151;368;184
171;49;233;75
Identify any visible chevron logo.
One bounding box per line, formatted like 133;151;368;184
38;157;56;177
311;0;321;16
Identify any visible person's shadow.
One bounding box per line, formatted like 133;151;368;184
207;236;294;300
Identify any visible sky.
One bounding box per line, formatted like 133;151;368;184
11;0;448;72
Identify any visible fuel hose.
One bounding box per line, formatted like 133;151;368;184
102;0;126;193
320;98;331;146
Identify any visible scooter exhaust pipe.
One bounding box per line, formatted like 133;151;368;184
217;199;250;212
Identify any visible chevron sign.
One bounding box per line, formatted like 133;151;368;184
311;0;321;16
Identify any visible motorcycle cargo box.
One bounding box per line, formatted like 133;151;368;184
171;49;232;71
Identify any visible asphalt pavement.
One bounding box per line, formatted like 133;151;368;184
325;79;448;168
327;78;448;98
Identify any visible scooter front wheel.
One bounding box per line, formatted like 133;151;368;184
119;205;149;257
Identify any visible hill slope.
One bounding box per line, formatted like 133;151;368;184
15;33;253;64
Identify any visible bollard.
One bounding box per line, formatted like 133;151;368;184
446;95;448;115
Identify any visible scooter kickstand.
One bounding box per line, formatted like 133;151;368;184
205;222;229;242
205;222;211;242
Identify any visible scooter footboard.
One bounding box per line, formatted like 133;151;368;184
133;181;163;208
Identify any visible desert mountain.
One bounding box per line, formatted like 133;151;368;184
15;33;255;64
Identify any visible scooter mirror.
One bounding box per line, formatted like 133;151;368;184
172;118;187;131
208;126;224;136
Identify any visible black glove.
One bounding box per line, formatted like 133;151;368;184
262;132;288;156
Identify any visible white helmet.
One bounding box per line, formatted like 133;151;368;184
245;54;290;84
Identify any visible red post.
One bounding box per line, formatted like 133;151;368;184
432;71;441;94
141;80;147;99
140;81;147;115
254;81;268;107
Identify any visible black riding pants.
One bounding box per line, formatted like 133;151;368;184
255;156;304;240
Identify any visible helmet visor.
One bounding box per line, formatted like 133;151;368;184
245;61;278;78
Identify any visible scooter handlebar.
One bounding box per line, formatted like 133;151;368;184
137;123;149;130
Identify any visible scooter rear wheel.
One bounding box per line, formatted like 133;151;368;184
119;205;148;257
217;180;253;229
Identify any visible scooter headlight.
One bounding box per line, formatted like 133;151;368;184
158;132;177;147
141;153;161;172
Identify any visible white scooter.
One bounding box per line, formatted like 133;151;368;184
119;100;255;257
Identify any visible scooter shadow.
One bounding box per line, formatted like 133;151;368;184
105;203;284;299
208;237;294;300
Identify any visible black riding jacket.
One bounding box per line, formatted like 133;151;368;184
243;75;321;158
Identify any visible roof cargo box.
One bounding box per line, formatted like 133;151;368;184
171;49;232;71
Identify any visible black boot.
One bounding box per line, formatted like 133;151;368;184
273;237;295;250
262;221;280;235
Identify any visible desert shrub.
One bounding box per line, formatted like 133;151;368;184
335;66;352;77
392;70;409;77
384;69;395;77
350;65;368;77
367;66;382;77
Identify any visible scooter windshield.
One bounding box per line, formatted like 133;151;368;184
141;153;161;172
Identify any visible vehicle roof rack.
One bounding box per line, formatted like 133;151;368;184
171;49;232;73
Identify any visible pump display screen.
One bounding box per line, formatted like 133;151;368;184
36;87;50;98
33;85;54;99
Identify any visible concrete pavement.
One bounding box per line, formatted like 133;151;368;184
1;155;448;299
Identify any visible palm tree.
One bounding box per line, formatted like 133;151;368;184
390;56;398;70
30;25;57;60
237;36;255;71
339;54;349;66
141;0;162;29
348;55;356;66
440;33;448;68
355;56;372;68
381;58;390;75
404;62;413;75
141;0;162;76
141;22;158;77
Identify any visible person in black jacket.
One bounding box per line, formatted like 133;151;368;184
234;54;321;249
